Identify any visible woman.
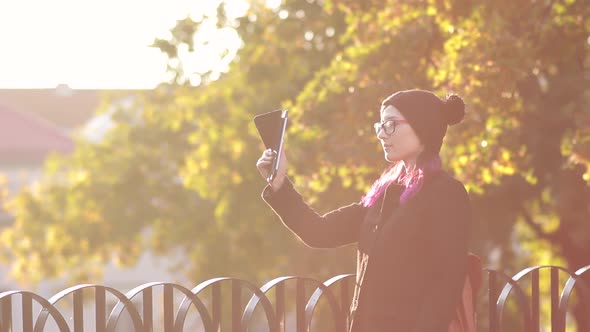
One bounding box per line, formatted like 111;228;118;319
256;89;472;331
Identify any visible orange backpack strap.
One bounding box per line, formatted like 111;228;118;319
448;253;483;332
467;253;483;302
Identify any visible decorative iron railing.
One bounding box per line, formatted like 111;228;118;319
1;265;589;331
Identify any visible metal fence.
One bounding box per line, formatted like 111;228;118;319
1;265;590;332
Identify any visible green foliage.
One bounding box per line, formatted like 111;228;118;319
1;0;589;328
0;0;353;285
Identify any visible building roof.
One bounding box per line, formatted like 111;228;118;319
0;86;145;129
0;86;102;128
0;86;146;163
0;105;74;163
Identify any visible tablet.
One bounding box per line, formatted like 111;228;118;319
253;109;288;183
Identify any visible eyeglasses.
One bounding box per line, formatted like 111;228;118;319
373;119;409;135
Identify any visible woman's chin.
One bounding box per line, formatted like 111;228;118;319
384;152;398;163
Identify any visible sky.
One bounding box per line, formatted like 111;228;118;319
0;0;254;89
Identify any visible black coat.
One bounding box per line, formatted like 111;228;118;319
262;170;471;332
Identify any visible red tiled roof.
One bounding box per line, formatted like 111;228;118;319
0;87;145;128
0;88;101;128
0;105;74;163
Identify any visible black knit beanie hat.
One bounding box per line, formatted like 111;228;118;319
382;89;465;156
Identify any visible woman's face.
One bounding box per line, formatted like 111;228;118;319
377;105;424;164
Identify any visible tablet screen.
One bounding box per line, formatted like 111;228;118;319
254;109;288;182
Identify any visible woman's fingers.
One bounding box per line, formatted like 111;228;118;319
257;149;277;179
263;149;275;159
256;148;287;191
257;149;275;164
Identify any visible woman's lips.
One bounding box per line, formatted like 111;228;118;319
383;144;392;150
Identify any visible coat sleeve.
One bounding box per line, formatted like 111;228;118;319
262;178;366;248
413;180;472;332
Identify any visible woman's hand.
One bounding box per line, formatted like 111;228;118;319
256;148;287;191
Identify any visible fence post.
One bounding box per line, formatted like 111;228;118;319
488;271;497;332
551;268;559;332
0;297;12;332
296;279;306;332
531;269;539;332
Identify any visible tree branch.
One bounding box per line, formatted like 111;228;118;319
520;208;559;242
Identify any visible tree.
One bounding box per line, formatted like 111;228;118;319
286;0;590;328
0;0;351;285
1;0;589;329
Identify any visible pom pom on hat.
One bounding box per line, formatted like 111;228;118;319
443;94;465;126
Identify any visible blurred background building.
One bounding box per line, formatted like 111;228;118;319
0;86;186;330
